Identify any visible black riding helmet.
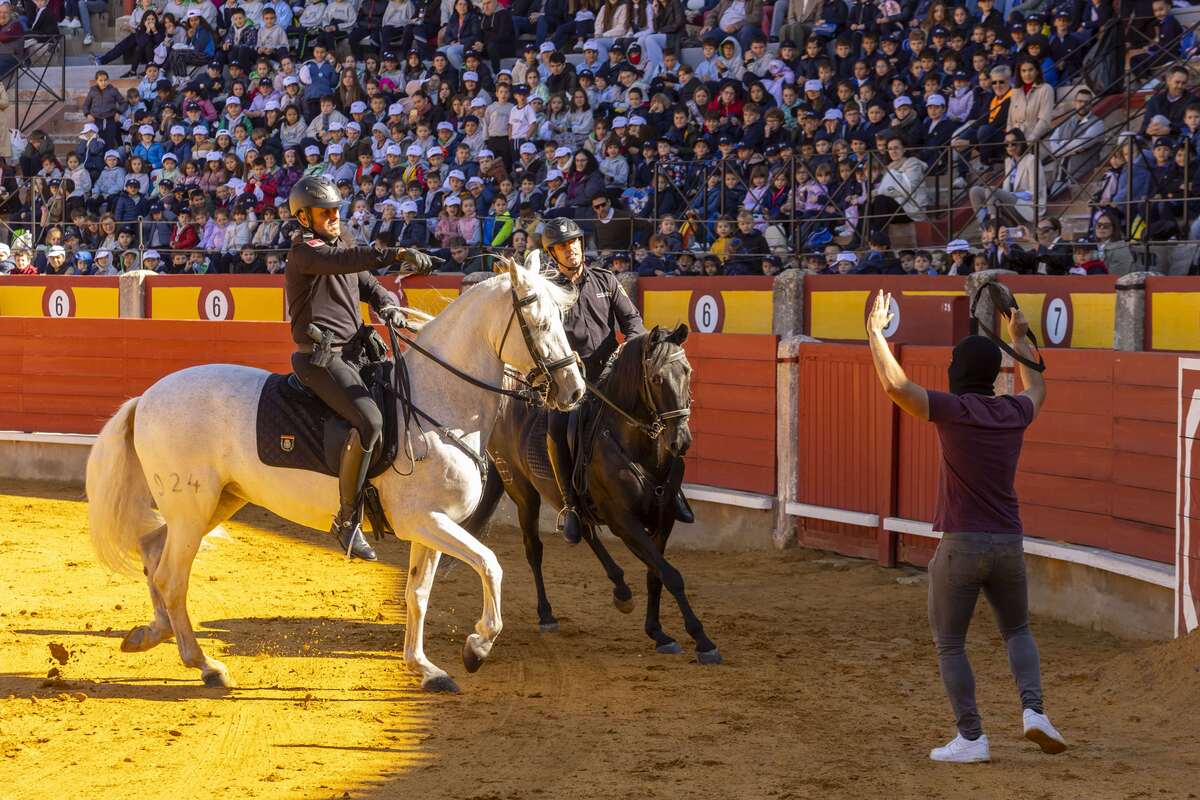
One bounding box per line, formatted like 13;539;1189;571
541;217;585;270
289;175;341;230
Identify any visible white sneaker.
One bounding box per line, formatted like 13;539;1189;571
930;733;990;763
83;34;94;45
64;17;82;28
1023;709;1068;754
952;176;967;189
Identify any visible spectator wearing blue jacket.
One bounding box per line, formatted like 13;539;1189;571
114;177;149;222
301;44;337;117
132;124;164;169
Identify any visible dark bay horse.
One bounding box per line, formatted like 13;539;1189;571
465;324;721;664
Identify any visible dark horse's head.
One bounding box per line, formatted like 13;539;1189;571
600;323;692;457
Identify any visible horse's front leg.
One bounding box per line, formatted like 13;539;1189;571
580;524;635;614
405;511;503;675
403;542;460;692
605;509;720;665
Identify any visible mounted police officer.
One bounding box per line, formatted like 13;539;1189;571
542;217;693;544
286;175;435;561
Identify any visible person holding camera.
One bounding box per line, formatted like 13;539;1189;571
866;290;1068;764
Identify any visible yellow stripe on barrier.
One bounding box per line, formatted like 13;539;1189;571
229;287;285;321
72;287;119;318
405;287;458;317
1070;292;1116;349
643;290;692;329
0;286;46;316
1151;292;1200;351
150;286;201;319
809;291;871;340
1010;293;1046;344
720;290;773;334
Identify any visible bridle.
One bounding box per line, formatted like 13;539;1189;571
588;340;691;441
395;281;578;408
497;287;582;407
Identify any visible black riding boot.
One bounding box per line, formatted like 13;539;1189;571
546;414;582;545
332;429;377;561
674;491;695;523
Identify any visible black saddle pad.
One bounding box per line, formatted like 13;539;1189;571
525;411;552;482
255;363;398;479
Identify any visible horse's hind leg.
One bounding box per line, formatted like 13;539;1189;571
512;481;557;632
581;524;634;614
153;488;237;688
121;525;174;653
122;492;245;655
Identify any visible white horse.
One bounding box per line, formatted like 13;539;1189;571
86;255;585;692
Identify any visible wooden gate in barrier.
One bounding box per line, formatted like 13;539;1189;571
789;343;1177;568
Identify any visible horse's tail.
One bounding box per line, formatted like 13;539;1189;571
86;397;163;577
461;458;504;537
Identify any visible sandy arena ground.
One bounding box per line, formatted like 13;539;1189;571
1;479;1198;800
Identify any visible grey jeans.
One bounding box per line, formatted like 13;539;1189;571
928;532;1044;739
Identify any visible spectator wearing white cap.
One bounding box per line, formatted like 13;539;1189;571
141;249;162;272
396;198;430;248
889;95;922;150
921;93;958;177
0;242;12;275
945;239;973;276
132;123;164;170
217;95;253;139
75;121;106;176
512;140;547;185
44;245;70;275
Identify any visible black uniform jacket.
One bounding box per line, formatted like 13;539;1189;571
555;265;647;382
286;230;394;347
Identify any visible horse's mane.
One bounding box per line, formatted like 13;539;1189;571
470;263;578;313
597;328;671;410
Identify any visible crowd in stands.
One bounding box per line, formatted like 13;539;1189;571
0;0;1191;277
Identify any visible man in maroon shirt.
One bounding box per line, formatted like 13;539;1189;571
867;290;1068;764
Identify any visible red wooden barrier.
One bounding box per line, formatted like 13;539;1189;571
0;318;775;498
790;343;1177;567
684;333;778;494
0;318;292;434
794;343;894;560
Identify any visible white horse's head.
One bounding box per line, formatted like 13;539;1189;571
496;250;586;412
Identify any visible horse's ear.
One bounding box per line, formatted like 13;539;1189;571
668;323;689;344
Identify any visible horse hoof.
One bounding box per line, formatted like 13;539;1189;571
462;635;488;674
120;626;169;653
696;648;723;665
538;621;559;634
613;593;635;615
656;641;683;655
422;674;460;694
202;669;235;689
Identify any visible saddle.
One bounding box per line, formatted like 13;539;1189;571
523;399;604;522
255;360;400;481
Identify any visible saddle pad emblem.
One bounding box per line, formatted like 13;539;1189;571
280;434;296;453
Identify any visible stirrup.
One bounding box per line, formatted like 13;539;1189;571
556;505;582;545
332;507;377;561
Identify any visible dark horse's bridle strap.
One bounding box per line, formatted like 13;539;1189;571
970;280;1047;373
585;344;691;440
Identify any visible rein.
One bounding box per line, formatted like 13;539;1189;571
381;279;579;477
587;344;691;441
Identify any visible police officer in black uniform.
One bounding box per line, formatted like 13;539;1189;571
543;217;693;545
286;175;435;561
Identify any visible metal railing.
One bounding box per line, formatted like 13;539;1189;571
0;34;67;135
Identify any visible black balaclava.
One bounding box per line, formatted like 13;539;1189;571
948;335;1002;396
